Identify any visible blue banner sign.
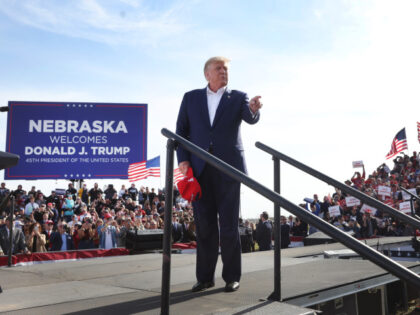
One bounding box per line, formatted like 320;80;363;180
5;101;147;180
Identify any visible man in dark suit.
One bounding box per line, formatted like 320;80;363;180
50;223;74;251
176;56;262;292
0;216;29;255
256;212;272;251
280;215;290;249
172;214;183;243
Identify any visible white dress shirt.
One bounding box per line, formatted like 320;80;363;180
206;86;226;126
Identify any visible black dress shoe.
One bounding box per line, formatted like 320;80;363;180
191;281;215;292
225;281;240;292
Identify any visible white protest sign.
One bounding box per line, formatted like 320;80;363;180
360;204;377;214
377;185;391;197
352;161;364;168
402;188;417;201
328;205;341;218
399;201;412;214
345;196;361;207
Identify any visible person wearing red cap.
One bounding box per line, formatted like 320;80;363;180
176;56;262;293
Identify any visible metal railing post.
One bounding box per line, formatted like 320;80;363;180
268;157;281;301
8;196;14;267
161;139;175;315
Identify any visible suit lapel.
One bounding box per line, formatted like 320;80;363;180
200;88;211;128
212;88;231;128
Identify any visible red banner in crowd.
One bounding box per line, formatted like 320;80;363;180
0;248;129;267
0;243;199;267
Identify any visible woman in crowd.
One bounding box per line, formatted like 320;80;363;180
25;222;47;253
77;218;95;249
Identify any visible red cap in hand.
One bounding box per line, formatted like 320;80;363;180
177;168;202;201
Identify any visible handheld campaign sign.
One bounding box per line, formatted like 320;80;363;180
377;185;391;197
399;201;412;214
360;204;377;214
5;101;147;180
352;161;364;168
345;196;361;207
328;205;341;218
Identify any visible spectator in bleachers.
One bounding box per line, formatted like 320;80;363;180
25;222;47;253
24;195;39;217
104;184;116;200
42;220;54;250
359;212;378;238
66;183;77;201
128;184;138;201
46;190;60;208
62;195;75;222
78;183;89;204
28;186;37;197
0;216;29;255
291;217;307;237
35;193;46;207
172;214;183;243
351;166;366;189
99;213;119;249
77;218;95;249
118;185;126;198
0;182;10;203
50;222;74;251
88;183;103;203
73;197;85;215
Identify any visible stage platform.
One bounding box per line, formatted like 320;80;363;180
0;237;418;314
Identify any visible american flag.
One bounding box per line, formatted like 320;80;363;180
173;167;185;185
417;122;420;143
128;156;160;182
385;128;408;160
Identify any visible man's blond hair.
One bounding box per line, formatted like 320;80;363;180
204;56;230;73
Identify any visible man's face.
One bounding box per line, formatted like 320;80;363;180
205;61;228;90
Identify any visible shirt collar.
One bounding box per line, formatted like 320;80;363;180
207;85;227;95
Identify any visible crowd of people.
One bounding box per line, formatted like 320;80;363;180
0;152;419;255
0;182;195;255
294;151;420;240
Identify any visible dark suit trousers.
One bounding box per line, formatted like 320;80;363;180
193;164;241;283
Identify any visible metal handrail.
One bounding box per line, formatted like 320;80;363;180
255;141;420;230
160;128;420;314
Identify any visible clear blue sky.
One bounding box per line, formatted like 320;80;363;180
1;0;419;218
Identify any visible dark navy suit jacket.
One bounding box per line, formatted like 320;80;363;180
50;232;74;251
176;87;259;176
